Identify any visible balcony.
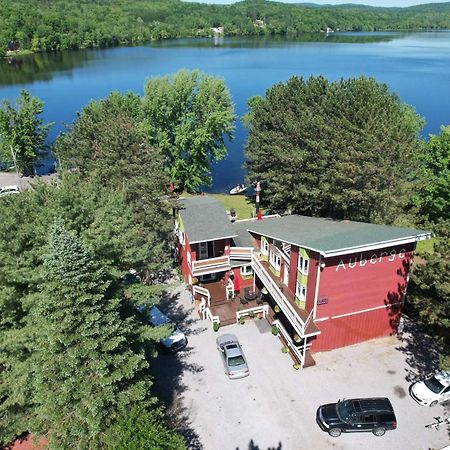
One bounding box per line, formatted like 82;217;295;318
229;246;253;261
191;255;231;277
252;254;320;338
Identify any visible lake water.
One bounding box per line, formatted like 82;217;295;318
1;31;449;192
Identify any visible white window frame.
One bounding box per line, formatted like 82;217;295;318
298;255;309;275
296;281;307;301
261;237;269;256
240;265;253;277
270;251;281;271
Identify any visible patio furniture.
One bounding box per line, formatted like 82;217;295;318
244;287;258;301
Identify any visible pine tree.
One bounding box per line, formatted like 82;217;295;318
31;219;154;449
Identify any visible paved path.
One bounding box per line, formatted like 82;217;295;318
0;171;57;190
152;284;449;450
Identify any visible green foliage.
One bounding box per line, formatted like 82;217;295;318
0;90;51;176
1;0;450;54
29;219;155;448
213;321;220;332
244;75;424;223
105;406;185;450
271;324;279;336
407;220;450;370
142;70;235;192
56;91;172;278
413;126;450;223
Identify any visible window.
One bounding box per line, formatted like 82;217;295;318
363;414;376;423
298;255;309;275
296;281;307;300
261;237;269;256
240;265;253;277
270;251;281;270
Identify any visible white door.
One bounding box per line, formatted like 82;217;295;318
283;264;289;286
198;242;209;260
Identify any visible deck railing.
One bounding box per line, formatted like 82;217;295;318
273;319;311;369
191;255;231;276
204;307;220;327
229;247;253;260
236;304;269;322
193;285;211;307
252;254;308;337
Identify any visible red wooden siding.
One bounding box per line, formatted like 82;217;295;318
288;245;299;293
311;243;415;351
305;251;320;312
311;305;401;352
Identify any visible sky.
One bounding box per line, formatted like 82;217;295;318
184;1;445;7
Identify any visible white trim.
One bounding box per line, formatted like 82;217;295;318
245;230;430;257
240;265;253;277
189;234;238;245
313;255;322;320
315;302;404;322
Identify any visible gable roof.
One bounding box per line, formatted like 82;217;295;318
178;196;238;244
245;215;430;257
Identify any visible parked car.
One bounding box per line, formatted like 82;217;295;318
216;334;249;379
316;397;397;437
410;371;450;407
146;306;187;352
0;185;20;197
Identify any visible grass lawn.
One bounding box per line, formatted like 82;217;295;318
210;194;254;220
180;192;255;220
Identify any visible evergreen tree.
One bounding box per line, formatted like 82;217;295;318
30;219;155;449
0;90;52;176
105;407;185;450
244;75;424;223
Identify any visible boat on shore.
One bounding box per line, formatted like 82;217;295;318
229;184;246;195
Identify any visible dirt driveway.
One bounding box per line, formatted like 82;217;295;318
151;285;449;450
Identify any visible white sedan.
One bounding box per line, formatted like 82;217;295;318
410;371;450;407
0;185;20;197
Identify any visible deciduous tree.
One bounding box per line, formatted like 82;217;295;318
142;69;235;192
0;90;51;176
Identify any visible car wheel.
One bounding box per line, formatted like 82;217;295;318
328;428;341;437
430;400;438;407
372;427;386;437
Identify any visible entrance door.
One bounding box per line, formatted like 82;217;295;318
283;264;289;286
198;242;209;260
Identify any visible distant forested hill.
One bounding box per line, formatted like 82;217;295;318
1;0;449;54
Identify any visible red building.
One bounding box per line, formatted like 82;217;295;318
175;196;430;368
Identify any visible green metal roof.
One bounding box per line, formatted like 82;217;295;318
245;215;430;256
178;196;237;244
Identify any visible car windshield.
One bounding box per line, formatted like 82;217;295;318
228;355;245;367
424;376;445;394
336;400;354;423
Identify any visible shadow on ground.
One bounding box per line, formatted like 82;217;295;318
395;316;442;383
150;287;206;449
236;440;282;450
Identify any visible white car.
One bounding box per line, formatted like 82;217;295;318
0;185;20;197
410;371;450;407
147;306;187;352
216;334;249;379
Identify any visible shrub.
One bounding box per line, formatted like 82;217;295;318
281;346;289;354
248;311;255;318
213;322;220;332
293;363;300;370
293;334;301;343
274;305;280;313
271;324;279;335
239;316;245;325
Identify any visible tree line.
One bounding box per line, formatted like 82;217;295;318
1;0;450;55
0;70;448;447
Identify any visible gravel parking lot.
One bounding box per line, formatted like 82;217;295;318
151;285;449;450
